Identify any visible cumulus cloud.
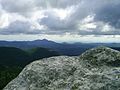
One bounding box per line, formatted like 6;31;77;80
0;0;120;35
1;0;81;15
1;0;35;16
39;9;75;30
0;21;43;35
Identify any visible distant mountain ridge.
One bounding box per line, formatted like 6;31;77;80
0;39;59;49
0;39;120;56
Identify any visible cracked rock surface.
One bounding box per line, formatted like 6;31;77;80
3;46;120;90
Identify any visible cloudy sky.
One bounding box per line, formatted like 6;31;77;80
0;0;120;43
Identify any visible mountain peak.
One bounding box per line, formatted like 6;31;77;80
34;39;49;42
42;39;49;41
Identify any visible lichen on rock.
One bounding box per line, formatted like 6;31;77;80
3;46;120;90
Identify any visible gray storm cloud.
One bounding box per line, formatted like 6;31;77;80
95;3;120;29
0;21;43;35
0;0;120;35
1;0;81;13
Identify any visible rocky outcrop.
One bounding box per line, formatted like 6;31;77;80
4;46;120;90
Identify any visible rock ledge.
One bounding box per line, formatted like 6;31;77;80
4;47;120;90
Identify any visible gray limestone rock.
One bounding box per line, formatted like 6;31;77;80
3;46;120;90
